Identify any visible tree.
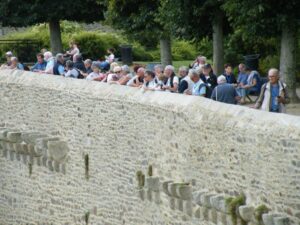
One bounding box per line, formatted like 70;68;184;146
223;0;300;102
161;0;231;75
0;0;105;54
107;0;172;66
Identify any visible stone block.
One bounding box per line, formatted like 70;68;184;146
138;189;145;201
168;183;181;198
176;198;183;211
162;181;173;196
194;206;201;219
35;137;60;157
146;177;160;192
239;205;254;221
274;217;289;225
169;197;175;210
200;193;215;208
192;190;208;206
146;189;152;202
7;132;22;143
21;132;47;144
183;200;193;217
209;208;218;224
47;141;69;163
210;194;226;211
262;213;285;225
176;185;192;200
0;129;9;141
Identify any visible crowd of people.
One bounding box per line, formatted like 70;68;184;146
0;42;290;113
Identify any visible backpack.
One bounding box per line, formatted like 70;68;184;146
199;83;213;98
75;69;84;79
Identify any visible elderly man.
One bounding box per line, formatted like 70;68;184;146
43;51;55;74
254;68;289;113
211;75;240;104
127;67;145;87
162;65;179;92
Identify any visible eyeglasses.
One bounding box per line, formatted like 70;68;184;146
115;71;121;73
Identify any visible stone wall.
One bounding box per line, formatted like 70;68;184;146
0;69;299;225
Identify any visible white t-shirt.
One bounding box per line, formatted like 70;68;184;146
106;54;115;63
143;79;158;89
165;75;179;92
64;69;79;78
86;72;100;81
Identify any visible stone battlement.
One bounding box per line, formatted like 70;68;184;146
0;69;299;225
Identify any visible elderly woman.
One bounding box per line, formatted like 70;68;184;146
64;60;79;78
154;64;166;86
142;70;158;91
116;65;133;85
5;57;24;70
86;62;105;81
178;69;195;94
107;66;123;83
162;65;179;92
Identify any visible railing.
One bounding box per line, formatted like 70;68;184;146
0;39;41;64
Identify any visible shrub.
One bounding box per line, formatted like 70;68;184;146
172;40;198;61
259;55;280;76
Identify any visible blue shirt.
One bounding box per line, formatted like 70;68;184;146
270;84;280;112
193;80;206;96
237;73;248;85
31;61;47;72
211;83;238;104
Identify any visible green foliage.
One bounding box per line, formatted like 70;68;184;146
147;165;153;177
28;163;32;177
225;194;247;225
0;0;105;27
84;211;90;225
85;154;89;180
72;32;123;60
259;55;280;76
196;37;213;60
254;204;269;222
136;171;145;189
172;40;198;61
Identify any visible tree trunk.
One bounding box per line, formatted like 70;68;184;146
49;20;63;55
212;10;224;76
279;25;299;102
160;36;172;67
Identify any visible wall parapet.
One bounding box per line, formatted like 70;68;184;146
0;69;299;224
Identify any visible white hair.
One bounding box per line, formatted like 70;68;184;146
154;64;164;72
217;75;227;84
10;56;18;62
113;66;122;73
165;65;175;72
268;68;279;77
179;66;188;73
188;69;199;79
200;56;207;62
121;65;130;73
44;51;53;60
137;67;145;73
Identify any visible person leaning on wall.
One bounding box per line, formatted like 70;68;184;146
254;68;290;113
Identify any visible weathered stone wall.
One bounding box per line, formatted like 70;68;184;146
0;69;299;225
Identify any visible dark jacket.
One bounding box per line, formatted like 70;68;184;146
200;73;218;90
74;61;86;73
